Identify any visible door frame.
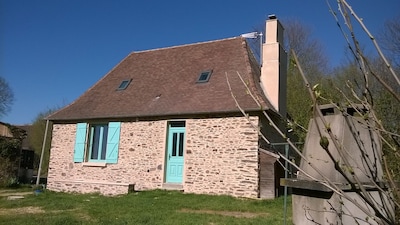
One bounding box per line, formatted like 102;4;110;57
164;121;186;183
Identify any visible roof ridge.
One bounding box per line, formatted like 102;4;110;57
131;36;243;54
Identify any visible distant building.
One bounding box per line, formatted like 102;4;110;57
0;122;34;184
0;122;13;138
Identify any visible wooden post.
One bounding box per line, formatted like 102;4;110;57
36;120;49;186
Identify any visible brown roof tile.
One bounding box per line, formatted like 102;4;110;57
48;37;271;121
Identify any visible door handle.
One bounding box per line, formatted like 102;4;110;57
169;154;171;160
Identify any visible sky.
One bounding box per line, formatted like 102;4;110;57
1;0;399;125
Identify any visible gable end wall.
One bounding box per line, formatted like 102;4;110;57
185;116;260;198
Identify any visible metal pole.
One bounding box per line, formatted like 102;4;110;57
36;120;49;186
283;143;289;225
270;142;292;225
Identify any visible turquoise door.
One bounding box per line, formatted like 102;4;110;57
166;123;185;183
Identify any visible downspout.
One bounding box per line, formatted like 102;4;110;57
36;119;49;186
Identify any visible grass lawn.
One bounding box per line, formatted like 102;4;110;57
0;189;292;225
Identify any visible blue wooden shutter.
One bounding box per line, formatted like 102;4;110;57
74;123;87;162
106;122;121;164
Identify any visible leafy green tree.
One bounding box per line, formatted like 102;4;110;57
330;53;399;139
283;19;331;141
0;124;26;186
29;109;57;177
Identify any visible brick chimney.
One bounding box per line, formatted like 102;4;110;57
261;15;287;118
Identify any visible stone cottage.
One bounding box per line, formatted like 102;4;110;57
46;17;287;199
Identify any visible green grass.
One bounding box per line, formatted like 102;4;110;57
0;189;292;225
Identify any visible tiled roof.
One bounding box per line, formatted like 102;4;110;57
47;37;272;121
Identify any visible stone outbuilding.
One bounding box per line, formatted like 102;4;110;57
46;17;288;199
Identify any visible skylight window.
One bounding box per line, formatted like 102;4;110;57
196;70;213;83
117;79;132;91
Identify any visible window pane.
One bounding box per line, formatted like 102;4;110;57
100;125;108;160
119;80;128;89
117;79;132;90
90;126;101;160
89;124;109;161
197;70;212;83
172;133;177;156
170;121;185;127
178;132;184;156
199;73;208;81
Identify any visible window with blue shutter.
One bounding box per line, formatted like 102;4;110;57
106;122;121;164
74;123;87;162
73;122;121;164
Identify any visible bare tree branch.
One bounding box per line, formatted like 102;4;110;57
339;0;400;87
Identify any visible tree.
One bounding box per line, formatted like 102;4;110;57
330;14;400;189
0;123;26;187
284;19;329;77
283;19;331;142
375;14;400;144
379;15;400;67
29;108;57;177
0;76;14;118
288;1;400;223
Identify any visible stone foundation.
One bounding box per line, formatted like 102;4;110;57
49;180;134;195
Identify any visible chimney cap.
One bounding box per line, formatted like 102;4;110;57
268;14;277;20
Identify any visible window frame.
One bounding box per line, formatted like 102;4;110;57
87;123;109;163
73;122;121;164
117;79;132;91
196;70;213;83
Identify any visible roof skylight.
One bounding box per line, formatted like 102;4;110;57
117;79;132;91
196;70;212;83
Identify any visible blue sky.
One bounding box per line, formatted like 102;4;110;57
1;0;399;125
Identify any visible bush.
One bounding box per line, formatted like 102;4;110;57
5;176;19;188
0;158;17;187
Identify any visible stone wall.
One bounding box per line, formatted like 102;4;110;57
184;116;260;198
47;121;167;195
47;116;261;198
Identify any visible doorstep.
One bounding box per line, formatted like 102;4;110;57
162;183;183;191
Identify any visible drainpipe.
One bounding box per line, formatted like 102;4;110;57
36;119;49;186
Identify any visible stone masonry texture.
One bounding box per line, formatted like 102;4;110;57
47;116;260;198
